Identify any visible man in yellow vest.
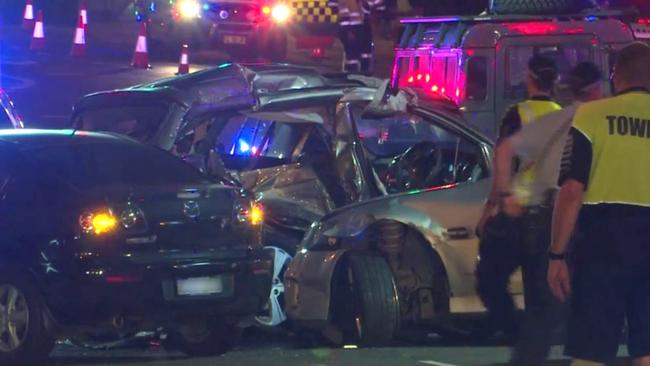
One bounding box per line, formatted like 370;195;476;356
475;54;561;366
548;42;650;366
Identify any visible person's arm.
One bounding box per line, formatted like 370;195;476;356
476;107;521;235
498;105;522;141
548;127;592;302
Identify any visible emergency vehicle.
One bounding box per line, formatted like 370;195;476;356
133;0;338;61
392;10;641;138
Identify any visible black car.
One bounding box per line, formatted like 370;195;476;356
0;130;271;365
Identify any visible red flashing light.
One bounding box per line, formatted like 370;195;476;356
431;85;439;92
417;74;423;81
311;47;325;59
456;88;460;98
441;87;446;94
466;49;475;56
407;76;414;83
505;22;558;35
639;18;650;25
425;74;430;83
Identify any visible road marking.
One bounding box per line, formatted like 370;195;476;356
418;360;460;366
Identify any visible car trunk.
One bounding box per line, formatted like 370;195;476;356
89;183;252;263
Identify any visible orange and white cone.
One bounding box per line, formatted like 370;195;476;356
22;0;35;31
176;44;190;75
71;16;86;57
30;10;45;51
79;0;88;27
132;22;151;69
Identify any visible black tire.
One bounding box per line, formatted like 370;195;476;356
169;319;241;357
0;272;54;366
331;255;399;347
489;0;597;14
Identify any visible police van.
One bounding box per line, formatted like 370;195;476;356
392;9;642;138
134;0;338;61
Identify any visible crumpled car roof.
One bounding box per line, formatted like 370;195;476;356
76;63;372;115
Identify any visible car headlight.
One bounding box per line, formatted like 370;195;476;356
178;0;201;19
271;3;291;23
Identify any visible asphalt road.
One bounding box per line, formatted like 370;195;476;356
46;331;634;366
0;18;637;366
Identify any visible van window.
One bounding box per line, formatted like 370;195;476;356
466;57;488;101
505;44;592;100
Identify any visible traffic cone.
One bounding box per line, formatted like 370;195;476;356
79;0;88;27
30;10;45;51
22;0;35;31
176;44;190;75
71;16;86;57
132;22;151;69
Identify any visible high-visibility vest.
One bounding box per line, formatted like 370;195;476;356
512;99;562;205
573;91;650;207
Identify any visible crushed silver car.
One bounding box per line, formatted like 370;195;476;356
284;82;524;345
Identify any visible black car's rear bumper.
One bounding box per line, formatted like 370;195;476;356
40;248;272;327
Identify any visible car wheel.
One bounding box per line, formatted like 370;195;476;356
254;246;292;328
0;273;54;366
171;318;241;357
489;0;597;14
331;255;399;346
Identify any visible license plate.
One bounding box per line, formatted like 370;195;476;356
223;35;246;45
176;276;223;296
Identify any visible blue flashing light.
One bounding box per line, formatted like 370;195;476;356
585;16;598;22
150;1;157;12
218;63;232;69
239;139;251;153
203;3;210;11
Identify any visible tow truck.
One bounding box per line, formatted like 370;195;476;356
133;0;338;61
392;8;643;138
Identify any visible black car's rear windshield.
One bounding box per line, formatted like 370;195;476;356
75;103;170;142
26;141;207;190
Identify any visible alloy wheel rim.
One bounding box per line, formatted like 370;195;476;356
254;246;292;327
0;285;30;353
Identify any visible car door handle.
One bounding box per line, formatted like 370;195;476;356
444;227;473;240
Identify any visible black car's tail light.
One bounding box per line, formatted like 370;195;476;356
79;209;118;235
234;202;264;226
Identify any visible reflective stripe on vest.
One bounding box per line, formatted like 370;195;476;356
573;92;650;207
513;100;562;205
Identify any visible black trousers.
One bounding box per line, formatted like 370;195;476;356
339;21;373;75
476;209;564;366
567;214;650;363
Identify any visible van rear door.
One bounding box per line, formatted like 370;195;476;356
495;35;599;127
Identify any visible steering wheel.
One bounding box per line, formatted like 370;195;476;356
385;141;443;192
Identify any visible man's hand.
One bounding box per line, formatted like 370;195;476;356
548;259;571;302
500;195;524;217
